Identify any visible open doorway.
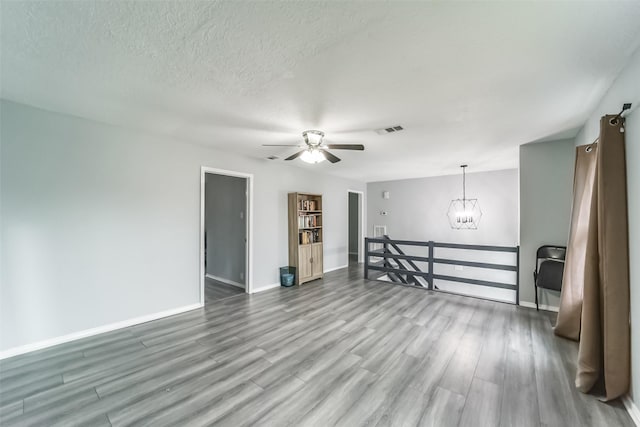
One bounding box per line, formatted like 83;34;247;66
200;167;253;305
348;190;364;265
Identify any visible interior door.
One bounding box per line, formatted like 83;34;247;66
311;243;323;277
298;245;312;281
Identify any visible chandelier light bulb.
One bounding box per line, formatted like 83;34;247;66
455;210;475;224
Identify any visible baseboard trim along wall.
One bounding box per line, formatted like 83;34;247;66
0;303;203;360
205;273;244;289
324;264;349;273
251;264;350;294
251;282;281;294
623;395;640;426
518;301;559;312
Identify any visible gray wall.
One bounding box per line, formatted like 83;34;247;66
348;192;359;255
0;100;366;353
205;174;246;285
367;169;519;302
518;139;575;307
572;47;640;406
367;169;518;244
626;93;640;411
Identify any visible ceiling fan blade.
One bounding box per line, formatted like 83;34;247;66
325;144;365;151
320;149;341;163
285;150;307;161
262;144;301;147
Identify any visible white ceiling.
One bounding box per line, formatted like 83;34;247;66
2;1;640;182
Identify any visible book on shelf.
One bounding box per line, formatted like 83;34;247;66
298;199;318;211
299;229;321;244
298;214;319;228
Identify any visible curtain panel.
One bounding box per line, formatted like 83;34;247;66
555;115;630;401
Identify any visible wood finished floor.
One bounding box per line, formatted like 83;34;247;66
0;265;633;427
205;278;245;302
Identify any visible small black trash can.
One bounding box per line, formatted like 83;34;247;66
280;266;296;287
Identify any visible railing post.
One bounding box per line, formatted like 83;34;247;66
428;241;434;290
516;245;520;305
364;238;369;280
383;241;389;269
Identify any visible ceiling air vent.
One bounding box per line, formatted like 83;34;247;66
375;125;404;135
267;155;279;160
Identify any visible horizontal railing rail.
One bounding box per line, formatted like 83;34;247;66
432;258;517;271
364;235;520;304
366;237;431;246
433;242;517;252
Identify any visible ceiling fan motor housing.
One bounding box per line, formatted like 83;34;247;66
302;130;325;146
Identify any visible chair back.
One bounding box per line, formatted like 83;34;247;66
536;260;564;291
535;245;566;292
536;245;566;261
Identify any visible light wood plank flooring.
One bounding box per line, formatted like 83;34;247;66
0;265;633;426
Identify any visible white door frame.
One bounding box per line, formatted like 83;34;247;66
347;190;366;264
200;166;254;304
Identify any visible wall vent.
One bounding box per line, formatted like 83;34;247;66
375;125;404;135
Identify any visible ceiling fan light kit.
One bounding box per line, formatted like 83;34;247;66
300;148;326;164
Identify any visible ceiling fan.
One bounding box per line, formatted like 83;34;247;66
262;130;364;164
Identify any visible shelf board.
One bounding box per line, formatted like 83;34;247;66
299;226;322;230
298;210;322;213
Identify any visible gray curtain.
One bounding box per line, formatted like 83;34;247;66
554;115;630;401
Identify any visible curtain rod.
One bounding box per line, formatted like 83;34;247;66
610;103;632;125
588;103;633;146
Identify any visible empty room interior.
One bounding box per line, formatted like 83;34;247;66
1;2;640;426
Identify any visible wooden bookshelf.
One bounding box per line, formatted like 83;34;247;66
288;192;323;285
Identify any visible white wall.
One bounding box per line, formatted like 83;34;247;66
572;48;640;407
367;169;519;302
0;100;365;354
519;139;575;308
205;173;247;285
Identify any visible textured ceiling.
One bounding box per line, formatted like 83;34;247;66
2;1;640;182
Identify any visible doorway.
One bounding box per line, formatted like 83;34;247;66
348;190;364;265
200;167;253;305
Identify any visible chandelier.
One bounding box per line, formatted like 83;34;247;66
447;165;482;230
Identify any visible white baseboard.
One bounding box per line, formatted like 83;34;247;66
251;282;281;294
623;394;640;426
205;273;244;289
250;264;349;295
0;303;203;360
519;301;559;312
324;264;348;273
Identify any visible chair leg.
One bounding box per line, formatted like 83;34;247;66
533;271;539;311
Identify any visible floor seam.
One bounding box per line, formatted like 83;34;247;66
249;379;265;391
